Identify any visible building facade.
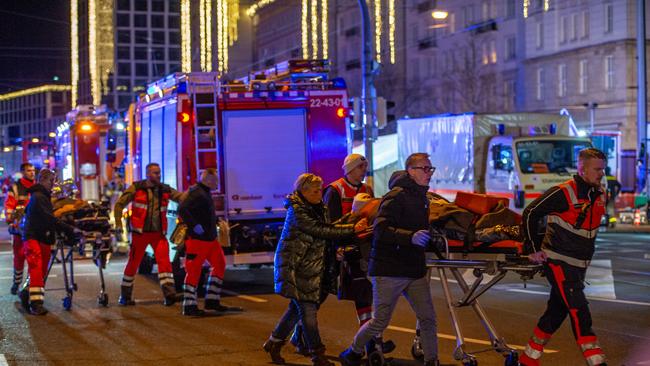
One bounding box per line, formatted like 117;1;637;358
72;0;183;111
0;85;72;173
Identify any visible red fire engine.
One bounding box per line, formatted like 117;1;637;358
127;60;350;265
56;105;126;201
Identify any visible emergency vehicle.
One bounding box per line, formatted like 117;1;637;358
55;105;126;202
127;59;350;265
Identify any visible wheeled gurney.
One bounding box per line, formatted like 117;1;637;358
415;233;541;366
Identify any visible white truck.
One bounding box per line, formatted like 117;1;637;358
397;113;593;210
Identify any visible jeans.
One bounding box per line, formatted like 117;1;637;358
272;300;322;352
351;276;438;361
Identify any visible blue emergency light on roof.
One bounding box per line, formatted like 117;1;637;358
331;77;346;89
497;124;505;135
549;123;557;135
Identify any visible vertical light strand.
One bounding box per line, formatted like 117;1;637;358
321;0;328;59
205;0;212;72
200;0;206;70
228;0;239;44
388;0;395;64
70;0;78;106
88;0;99;104
523;0;530;18
374;0;381;63
216;0;223;72
222;0;229;72
181;0;191;72
544;0;550;11
301;0;309;58
310;0;318;58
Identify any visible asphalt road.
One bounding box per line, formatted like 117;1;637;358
0;227;649;365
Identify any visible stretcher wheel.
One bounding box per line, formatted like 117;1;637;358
462;358;478;366
98;293;109;307
410;340;424;361
367;351;385;366
504;352;518;366
63;296;72;310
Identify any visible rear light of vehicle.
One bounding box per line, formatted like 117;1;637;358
336;107;347;118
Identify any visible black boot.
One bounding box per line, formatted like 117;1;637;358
159;272;177;306
339;347;362;366
118;284;135;306
10;283;19;295
19;287;29;310
182;305;205;317
380;338;396;354
11;269;23;295
310;346;334;366
262;338;286;364
29;301;48;316
181;284;204;316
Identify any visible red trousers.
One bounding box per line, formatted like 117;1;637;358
183;238;226;287
123;232;172;277
13;234;25;271
24;239;51;288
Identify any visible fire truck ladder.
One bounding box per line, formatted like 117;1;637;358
187;76;219;184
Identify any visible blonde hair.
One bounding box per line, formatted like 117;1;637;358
293;173;323;192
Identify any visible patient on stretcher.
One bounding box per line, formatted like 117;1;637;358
427;192;527;255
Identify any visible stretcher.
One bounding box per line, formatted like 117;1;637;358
42;204;114;310
414;232;541;366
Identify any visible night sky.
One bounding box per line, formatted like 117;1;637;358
0;1;70;93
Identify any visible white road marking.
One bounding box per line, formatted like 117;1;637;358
585;260;616;299
221;289;267;303
386;325;559;354
504;288;650;306
0;354;8;366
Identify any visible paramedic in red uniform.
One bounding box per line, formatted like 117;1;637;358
520;148;608;366
178;168;242;316
5;163;35;294
114;163;184;306
20;169;77;315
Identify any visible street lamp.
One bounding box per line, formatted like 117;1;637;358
432;10;448;20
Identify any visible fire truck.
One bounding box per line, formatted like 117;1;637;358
56;105;126;202
127;60;350;266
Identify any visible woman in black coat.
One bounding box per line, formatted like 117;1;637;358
263;173;367;366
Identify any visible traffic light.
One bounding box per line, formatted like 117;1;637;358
376;97;395;129
349;97;362;130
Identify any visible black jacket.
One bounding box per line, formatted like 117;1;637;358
522;175;604;261
369;171;430;279
178;183;217;241
22;184;75;245
274;192;354;303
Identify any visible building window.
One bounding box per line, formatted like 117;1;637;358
449;13;456;33
557;64;567;97
168;0;180;12
536;67;544;101
135;47;147;60
559;16;567;44
169;31;180;45
536;22;544;49
482;43;489;65
605;55;614;90
489;39;497;64
135;63;149;77
579;59;588;94
168;16;180;29
134;14;147;28
135;30;148;44
570;13;578;41
117;63;131;76
152;31;165;44
135;0;147;11
152;0;165;12
117;30;131;44
604;3;614;34
505;36;516;61
117;46;130;59
581;11;589;39
506;0;516;19
168;48;181;61
117;13;130;27
117;0;130;11
152;15;165;28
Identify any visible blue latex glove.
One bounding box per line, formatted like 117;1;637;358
193;224;205;235
411;230;431;247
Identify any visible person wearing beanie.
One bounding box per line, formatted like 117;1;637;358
324;153;373;222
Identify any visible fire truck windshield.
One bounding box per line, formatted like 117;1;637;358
516;139;592;174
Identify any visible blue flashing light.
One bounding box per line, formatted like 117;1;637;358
331;77;347;89
549;123;557;135
497;124;505;135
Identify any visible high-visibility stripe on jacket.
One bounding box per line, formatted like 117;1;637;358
5;178;34;223
327;178;373;215
130;181;170;234
543;179;605;268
